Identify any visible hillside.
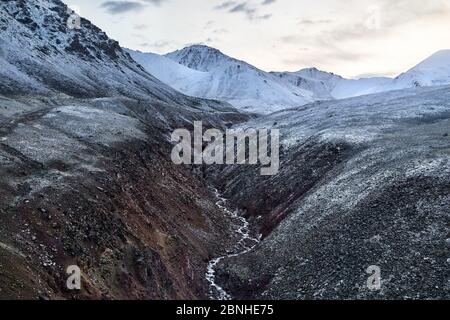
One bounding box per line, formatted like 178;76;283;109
0;0;246;299
210;86;450;299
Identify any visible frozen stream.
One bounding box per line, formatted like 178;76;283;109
206;189;261;300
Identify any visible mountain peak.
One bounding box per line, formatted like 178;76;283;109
181;44;222;53
165;45;232;72
298;67;320;73
0;0;198;102
291;67;342;83
413;49;450;70
392;49;450;88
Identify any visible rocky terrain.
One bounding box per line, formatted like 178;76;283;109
212;86;450;299
0;0;448;301
0;0;247;300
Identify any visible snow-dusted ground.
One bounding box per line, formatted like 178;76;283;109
213;85;450;300
241;85;450;147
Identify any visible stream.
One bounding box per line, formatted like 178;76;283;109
206;189;261;300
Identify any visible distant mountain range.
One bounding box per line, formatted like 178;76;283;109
127;46;313;114
128;46;450;114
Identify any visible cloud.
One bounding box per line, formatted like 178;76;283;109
279;30;370;71
278;0;450;58
215;1;273;20
281;47;368;70
204;20;215;29
257;14;272;20
379;0;450;27
139;40;180;52
321;0;450;42
134;24;149;30
262;0;276;5
297;18;331;25
101;0;167;14
229;3;256;15
213;28;229;34
131;33;149;40
214;1;236;10
101;1;144;14
141;0;167;5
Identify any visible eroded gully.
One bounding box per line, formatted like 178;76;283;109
205;189;261;300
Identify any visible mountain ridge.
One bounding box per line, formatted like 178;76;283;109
128;46;315;114
131;44;450;113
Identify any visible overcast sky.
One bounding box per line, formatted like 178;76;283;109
63;0;450;78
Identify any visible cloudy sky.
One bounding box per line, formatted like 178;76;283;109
63;0;450;78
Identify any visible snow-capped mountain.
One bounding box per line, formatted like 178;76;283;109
0;0;239;129
270;68;341;100
271;51;450;100
388;50;450;90
165;45;230;72
272;68;391;100
0;0;157;98
128;45;391;112
128;46;314;114
130;45;450;114
125;49;209;93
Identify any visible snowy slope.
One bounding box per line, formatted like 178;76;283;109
271;68;340;100
130;46;314;114
0;0;241;129
0;0;161;98
166;45;229;72
130;44;450;114
125;49;210;95
216;85;450;300
272;51;450;100
387;50;450;90
331;76;392;99
272;68;391;100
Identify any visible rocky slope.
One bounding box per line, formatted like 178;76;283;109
0;0;242;127
0;0;247;299
211;86;450;299
1;0;449;301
